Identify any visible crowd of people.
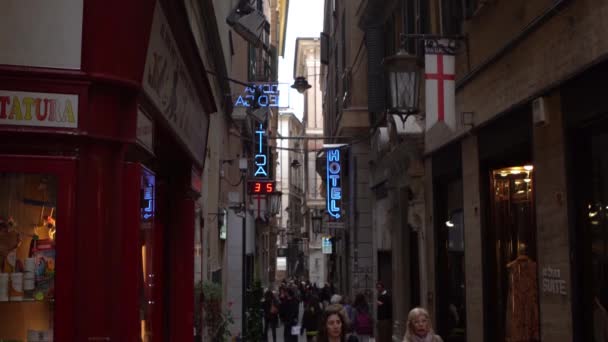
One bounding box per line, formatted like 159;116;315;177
260;279;443;342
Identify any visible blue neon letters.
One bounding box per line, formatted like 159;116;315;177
326;148;342;219
254;123;268;178
234;84;279;108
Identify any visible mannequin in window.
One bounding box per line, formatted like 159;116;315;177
505;243;539;342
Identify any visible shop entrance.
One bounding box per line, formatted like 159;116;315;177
485;165;539;342
571;117;608;342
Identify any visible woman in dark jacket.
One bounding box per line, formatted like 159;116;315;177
263;289;279;342
301;296;322;341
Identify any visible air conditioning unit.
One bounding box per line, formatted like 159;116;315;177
532;96;549;126
227;3;269;50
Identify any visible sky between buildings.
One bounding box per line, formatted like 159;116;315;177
278;0;325;120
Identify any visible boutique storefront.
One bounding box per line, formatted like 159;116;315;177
563;60;608;342
0;1;213;341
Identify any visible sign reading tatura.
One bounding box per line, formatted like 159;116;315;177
0;90;78;129
326;148;342;219
234;83;279;108
253;123;269;178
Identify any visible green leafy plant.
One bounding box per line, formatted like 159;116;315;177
201;281;234;341
244;280;264;342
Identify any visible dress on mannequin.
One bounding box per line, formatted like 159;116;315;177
505;253;539;342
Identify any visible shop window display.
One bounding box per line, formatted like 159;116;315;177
488;165;539;342
0;173;56;341
575;129;608;341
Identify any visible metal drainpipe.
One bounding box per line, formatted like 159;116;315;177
456;0;572;91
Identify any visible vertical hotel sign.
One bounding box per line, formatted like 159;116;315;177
326;147;343;219
143;3;209;166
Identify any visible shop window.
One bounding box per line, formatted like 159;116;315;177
434;179;466;342
572;125;608;341
486;165;539;342
441;0;464;35
0;173;57;341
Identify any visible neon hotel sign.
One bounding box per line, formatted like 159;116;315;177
326;148;342;219
254;123;268;178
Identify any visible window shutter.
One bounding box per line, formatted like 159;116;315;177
321;32;329;65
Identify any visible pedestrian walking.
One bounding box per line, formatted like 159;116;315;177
317;304;348;342
352;293;374;342
279;287;300;342
301;296;322;341
402;307;443;342
375;281;392;342
263;289;279;342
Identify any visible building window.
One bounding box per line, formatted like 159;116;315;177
247;22;271;82
441;0;464;35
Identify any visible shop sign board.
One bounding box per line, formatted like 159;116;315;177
326;147;343;219
140;170;155;230
143;3;209;166
541;266;567;296
0;90;78;129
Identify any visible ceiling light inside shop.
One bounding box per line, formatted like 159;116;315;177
445;221;454;228
589;211;598;218
524;165;534;171
524;178;531;183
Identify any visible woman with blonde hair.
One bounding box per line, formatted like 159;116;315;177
403;307;443;342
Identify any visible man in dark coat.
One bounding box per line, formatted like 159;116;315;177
376;281;393;342
279;288;300;342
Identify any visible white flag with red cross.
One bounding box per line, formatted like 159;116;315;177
425;41;456;131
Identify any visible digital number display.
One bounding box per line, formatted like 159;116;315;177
248;181;275;194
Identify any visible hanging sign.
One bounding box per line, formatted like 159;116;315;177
326;147;342;219
140;170;155;230
234;83;280;108
424;39;456;131
253;123;270;179
248;180;275;194
322;237;332;254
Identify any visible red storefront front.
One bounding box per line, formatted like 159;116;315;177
0;0;212;340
